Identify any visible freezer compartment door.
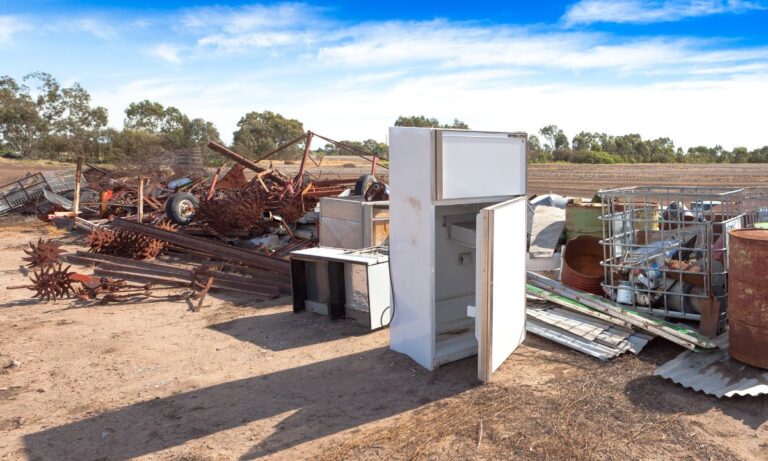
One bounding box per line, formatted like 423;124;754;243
476;196;527;382
435;130;526;201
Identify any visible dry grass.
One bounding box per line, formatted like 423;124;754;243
320;348;738;461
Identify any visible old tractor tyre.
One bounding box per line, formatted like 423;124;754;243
165;192;199;225
354;174;377;196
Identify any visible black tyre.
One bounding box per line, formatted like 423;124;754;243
354;174;377;196
165;192;199;225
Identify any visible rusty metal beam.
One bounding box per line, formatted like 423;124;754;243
65;253;280;297
66;251;289;291
310;132;389;170
111;219;290;275
252;132;313;163
207;141;266;173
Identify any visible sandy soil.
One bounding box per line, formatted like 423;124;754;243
0;162;69;186
0;217;766;460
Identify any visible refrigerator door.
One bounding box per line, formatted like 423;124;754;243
435;130;526;201
476;196;528;382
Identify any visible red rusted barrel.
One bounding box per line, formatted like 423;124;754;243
562;235;604;295
728;229;768;369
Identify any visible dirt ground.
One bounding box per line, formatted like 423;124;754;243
0;218;767;461
0;161;70;186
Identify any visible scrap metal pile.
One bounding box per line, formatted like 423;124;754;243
526;190;768;397
6;132;389;310
10;238;191;305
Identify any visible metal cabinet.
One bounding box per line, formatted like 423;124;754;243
290;247;391;330
388;127;528;382
319;196;389;249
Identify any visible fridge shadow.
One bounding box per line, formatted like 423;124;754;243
208;310;374;351
23;347;477;461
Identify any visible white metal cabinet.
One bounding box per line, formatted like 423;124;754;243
389;127;527;381
319;196;389;249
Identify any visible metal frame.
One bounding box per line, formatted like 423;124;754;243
597;186;760;333
0;171;83;216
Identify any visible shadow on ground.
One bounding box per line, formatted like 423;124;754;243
24;346;475;460
209;310;370;351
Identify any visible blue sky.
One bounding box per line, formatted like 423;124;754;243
2;0;768;148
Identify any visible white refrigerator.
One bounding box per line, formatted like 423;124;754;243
388;127;528;382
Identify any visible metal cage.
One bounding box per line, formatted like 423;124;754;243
597;186;758;324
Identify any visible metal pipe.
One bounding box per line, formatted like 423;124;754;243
207;141;266;173
294;132;313;190
137;176;144;222
73;157;83;216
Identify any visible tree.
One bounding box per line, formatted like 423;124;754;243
527;135;553;163
0;75;43;157
233;111;305;160
394;115;470;129
2;72;107;160
732;147;749;163
539;125;569;152
572;131;601;152
124;100;167;132
123;100;221;158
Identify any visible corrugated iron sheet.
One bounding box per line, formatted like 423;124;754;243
527;304;651;360
655;345;768;398
527;319;621;361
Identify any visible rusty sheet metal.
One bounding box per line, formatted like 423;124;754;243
728;229;768;369
655;342;768;398
216;164;248;190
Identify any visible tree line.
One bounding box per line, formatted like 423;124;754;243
2;72;767;165
528;124;768;164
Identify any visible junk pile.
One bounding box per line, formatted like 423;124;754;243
5;132;389;310
525;188;768;397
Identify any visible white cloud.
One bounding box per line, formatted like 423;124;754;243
179;3;322;53
70;17;119;40
149;43;184;64
563;0;765;26
0;15;31;43
60;5;768;150
197;31;310;50
315;22;768;76
180;3;316;31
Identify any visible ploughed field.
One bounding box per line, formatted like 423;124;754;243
527;163;768;197
274;160;768;198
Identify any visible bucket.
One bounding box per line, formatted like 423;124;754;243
616;281;634;305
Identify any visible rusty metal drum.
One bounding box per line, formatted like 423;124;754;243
728;229;768;369
562;235;604;295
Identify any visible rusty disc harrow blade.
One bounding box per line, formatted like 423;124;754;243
23;239;63;269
